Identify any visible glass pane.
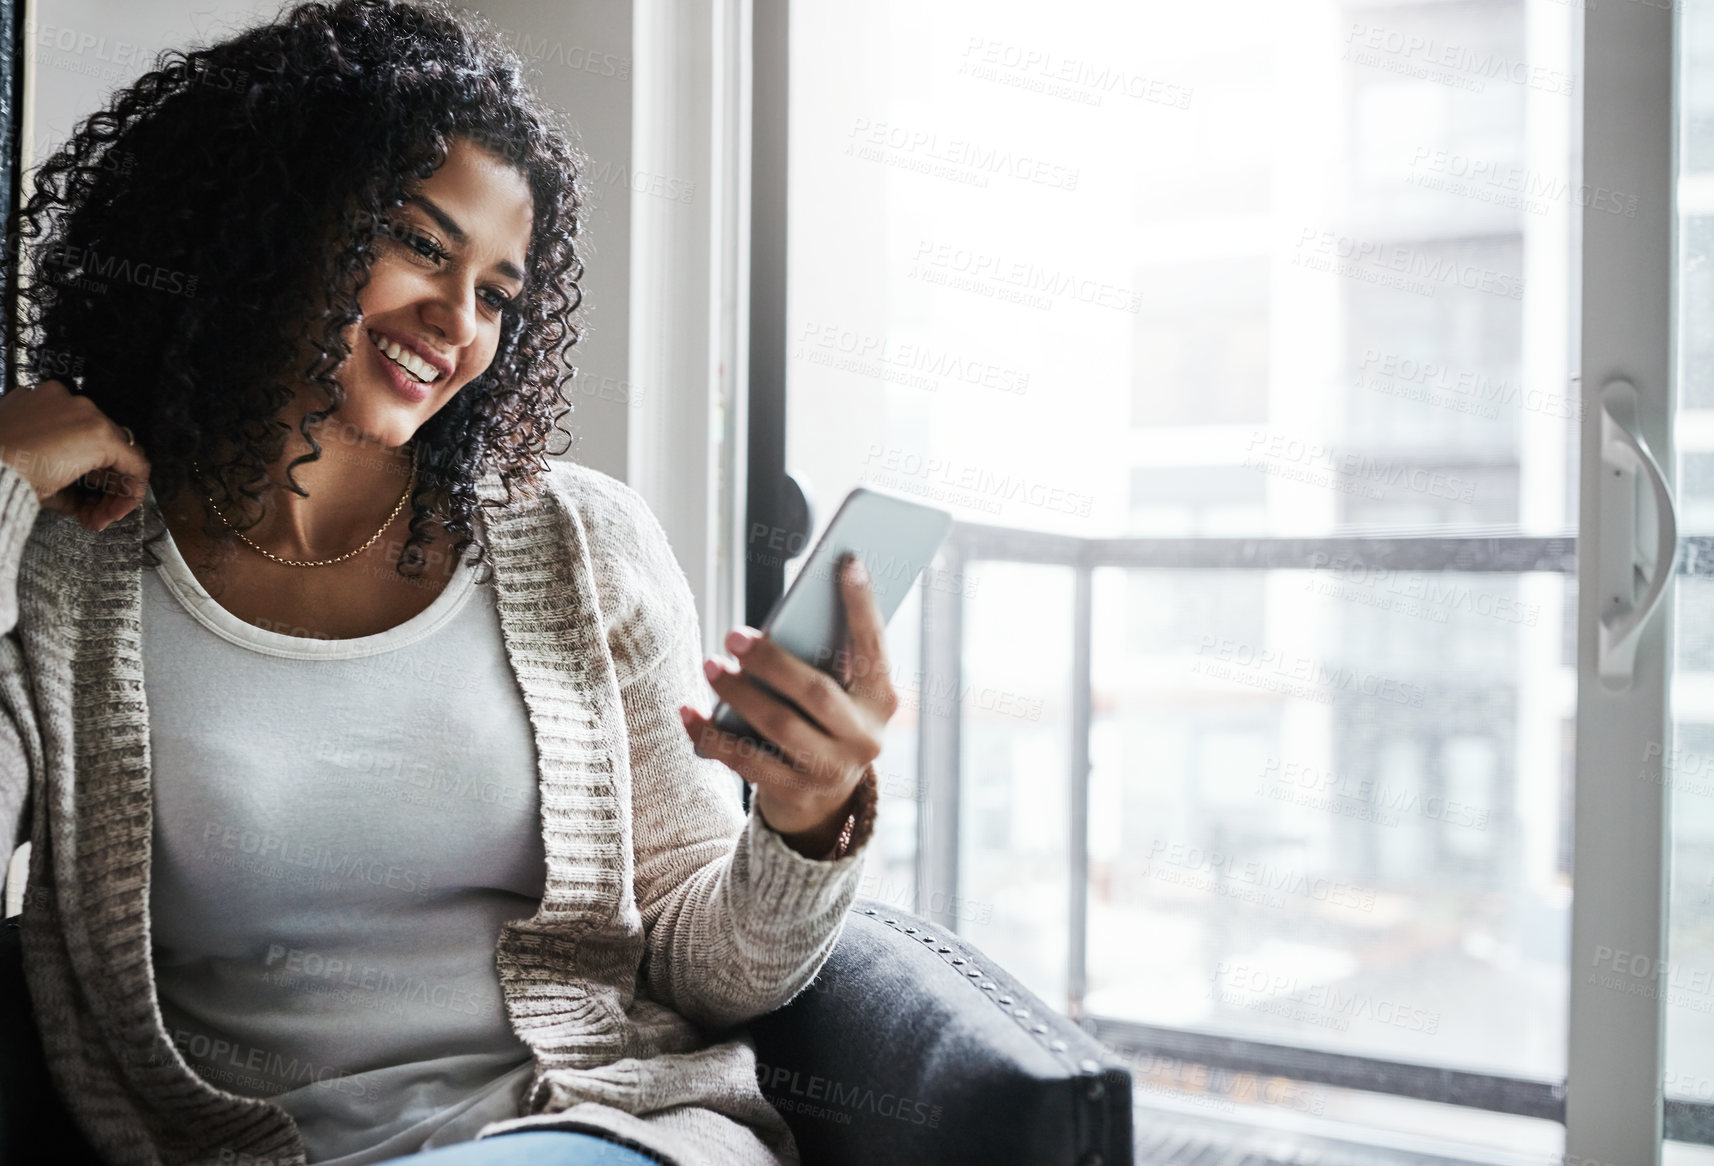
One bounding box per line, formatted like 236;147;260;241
1674;0;1714;1119
1088;567;1573;1078
853;582;925;917
1663;601;1714;1104
956;562;1073;1004
784;0;1580;1128
787;1;1577;544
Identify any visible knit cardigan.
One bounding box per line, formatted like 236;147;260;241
0;453;880;1166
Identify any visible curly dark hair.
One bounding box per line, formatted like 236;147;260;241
6;0;589;585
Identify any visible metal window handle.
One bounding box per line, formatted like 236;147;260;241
1598;379;1678;689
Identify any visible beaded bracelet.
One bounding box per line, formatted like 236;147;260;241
820;811;858;862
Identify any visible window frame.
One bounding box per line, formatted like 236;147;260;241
1565;1;1676;1159
737;2;1687;1162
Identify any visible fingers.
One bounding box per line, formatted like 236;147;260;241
78;423;151;531
836;555;898;720
1;382;152;531
679;706;840;801
38;489;79;518
721;626;869;744
701;657;835;772
43;457;148;531
686;552;898;814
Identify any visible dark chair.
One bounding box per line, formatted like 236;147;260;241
746;899;1132;1166
0;916;106;1165
1;903;1133;1165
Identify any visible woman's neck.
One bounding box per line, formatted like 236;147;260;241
158;421;417;564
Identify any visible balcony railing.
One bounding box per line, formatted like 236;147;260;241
913;521;1714;1145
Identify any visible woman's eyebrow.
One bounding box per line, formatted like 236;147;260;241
406;194;527;283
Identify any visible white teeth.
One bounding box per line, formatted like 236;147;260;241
368;330;440;385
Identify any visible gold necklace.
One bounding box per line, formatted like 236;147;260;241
188;443;419;568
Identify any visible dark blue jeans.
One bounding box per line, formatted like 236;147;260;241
377;1131;662;1164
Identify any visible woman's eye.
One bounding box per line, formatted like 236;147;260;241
387;225;447;264
388;224;516;311
405;231;447;262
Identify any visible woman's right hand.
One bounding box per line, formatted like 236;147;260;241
0;380;151;532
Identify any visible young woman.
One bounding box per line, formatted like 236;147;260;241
0;2;887;1164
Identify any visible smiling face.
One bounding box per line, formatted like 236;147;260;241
335;136;535;448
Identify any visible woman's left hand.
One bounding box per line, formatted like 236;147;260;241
679;555;898;857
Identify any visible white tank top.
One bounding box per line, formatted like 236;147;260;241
139;488;548;1165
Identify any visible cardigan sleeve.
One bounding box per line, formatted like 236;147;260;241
562;462;879;1032
0;457;42;857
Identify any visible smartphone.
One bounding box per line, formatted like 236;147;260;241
711;486;953;756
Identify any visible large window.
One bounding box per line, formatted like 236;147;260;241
1671;0;1714;1134
751;1;1693;1163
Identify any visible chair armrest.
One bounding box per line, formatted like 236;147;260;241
744;899;1132;1166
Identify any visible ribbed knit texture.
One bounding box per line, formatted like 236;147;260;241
0;454;880;1166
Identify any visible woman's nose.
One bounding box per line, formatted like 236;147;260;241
420;284;480;349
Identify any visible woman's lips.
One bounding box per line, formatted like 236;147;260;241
368;330;432;403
